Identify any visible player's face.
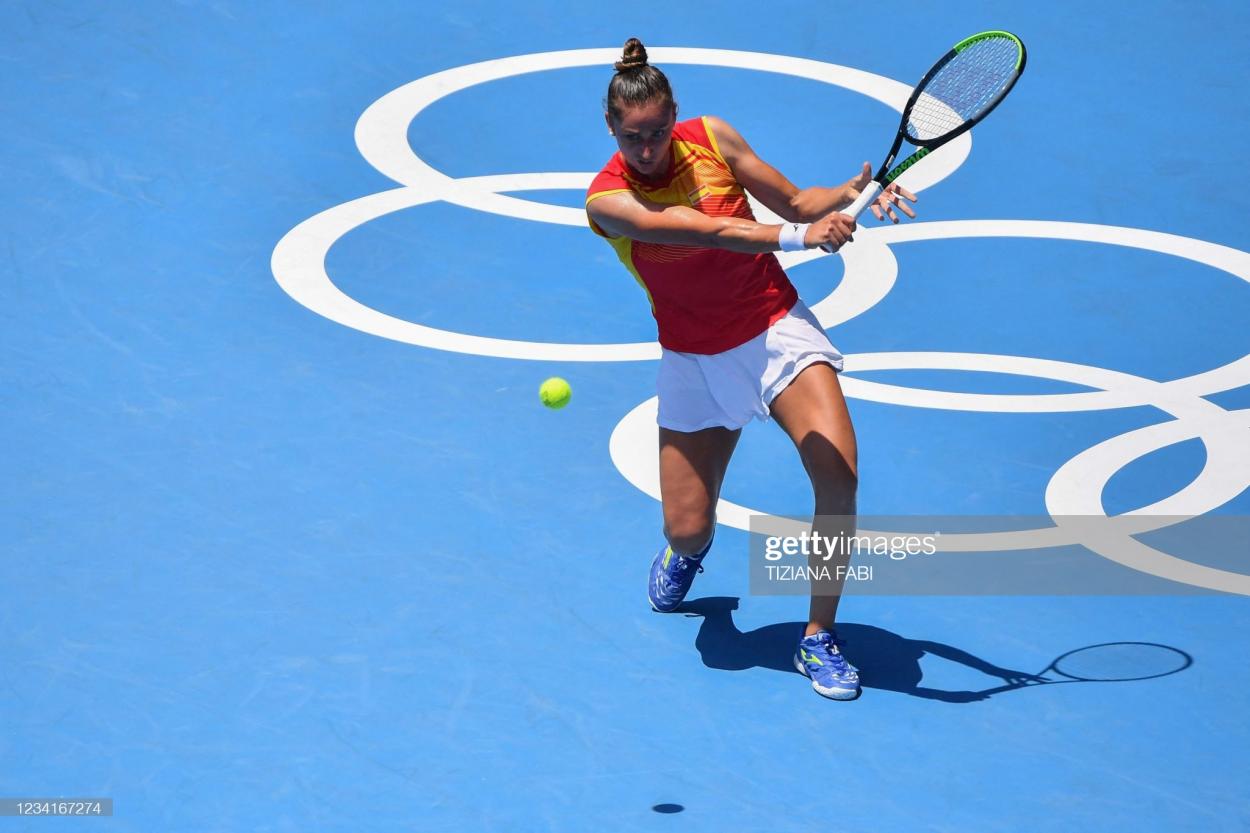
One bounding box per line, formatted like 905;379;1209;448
607;99;676;178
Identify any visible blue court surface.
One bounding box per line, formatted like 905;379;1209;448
5;2;1250;830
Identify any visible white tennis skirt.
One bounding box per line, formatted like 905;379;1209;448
656;299;845;432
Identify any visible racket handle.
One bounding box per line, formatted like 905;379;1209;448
841;180;882;220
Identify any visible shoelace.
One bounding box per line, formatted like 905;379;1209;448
811;633;854;676
660;556;703;593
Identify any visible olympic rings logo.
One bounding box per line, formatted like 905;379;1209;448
271;47;1250;596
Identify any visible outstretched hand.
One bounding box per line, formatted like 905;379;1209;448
847;161;918;224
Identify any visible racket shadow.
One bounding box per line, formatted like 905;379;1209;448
678;597;1193;703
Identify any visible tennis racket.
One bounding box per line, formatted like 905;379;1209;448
842;30;1027;220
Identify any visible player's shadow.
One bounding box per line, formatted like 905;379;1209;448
680;596;1042;702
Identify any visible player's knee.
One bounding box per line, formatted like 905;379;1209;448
664;512;715;556
797;432;857;487
812;468;858;514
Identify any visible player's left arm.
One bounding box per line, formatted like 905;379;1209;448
704;115;916;224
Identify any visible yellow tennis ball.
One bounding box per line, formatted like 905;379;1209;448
539;376;572;409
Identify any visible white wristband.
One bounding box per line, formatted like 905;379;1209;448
778;222;810;252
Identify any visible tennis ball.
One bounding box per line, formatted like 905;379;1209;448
539;376;572;409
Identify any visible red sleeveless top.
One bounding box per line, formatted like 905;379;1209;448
586;116;797;354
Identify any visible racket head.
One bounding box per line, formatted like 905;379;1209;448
1048;642;1193;683
902;30;1027;149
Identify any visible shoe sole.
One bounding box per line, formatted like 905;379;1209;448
793;654;861;701
647;591;679;613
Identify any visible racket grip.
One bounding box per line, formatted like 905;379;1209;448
842;180;882;220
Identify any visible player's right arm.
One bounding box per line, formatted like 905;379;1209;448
587;191;855;254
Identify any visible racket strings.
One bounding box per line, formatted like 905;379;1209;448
907;36;1021;142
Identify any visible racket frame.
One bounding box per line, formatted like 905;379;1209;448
843;30;1027;219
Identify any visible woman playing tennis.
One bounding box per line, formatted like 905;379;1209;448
586;39;917;700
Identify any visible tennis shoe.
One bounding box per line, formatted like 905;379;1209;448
794;629;861;700
647;542;707;612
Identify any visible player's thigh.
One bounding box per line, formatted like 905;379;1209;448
658;425;740;530
768;361;858;484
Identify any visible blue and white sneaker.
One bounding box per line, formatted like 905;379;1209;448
794;630;861;700
647;540;709;612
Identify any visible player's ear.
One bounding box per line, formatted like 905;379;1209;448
604;111;615;136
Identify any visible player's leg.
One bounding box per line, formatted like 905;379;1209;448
660;425;739;552
769;360;858;628
768;360;861;699
647;425;740;611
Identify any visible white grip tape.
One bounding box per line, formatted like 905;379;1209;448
842;180;883;220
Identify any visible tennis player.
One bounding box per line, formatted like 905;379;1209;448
586;39;917;700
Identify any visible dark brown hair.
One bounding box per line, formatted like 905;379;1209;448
604;38;675;122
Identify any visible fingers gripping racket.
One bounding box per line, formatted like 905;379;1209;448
843;30;1027;219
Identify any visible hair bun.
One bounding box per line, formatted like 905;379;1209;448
613;38;649;72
